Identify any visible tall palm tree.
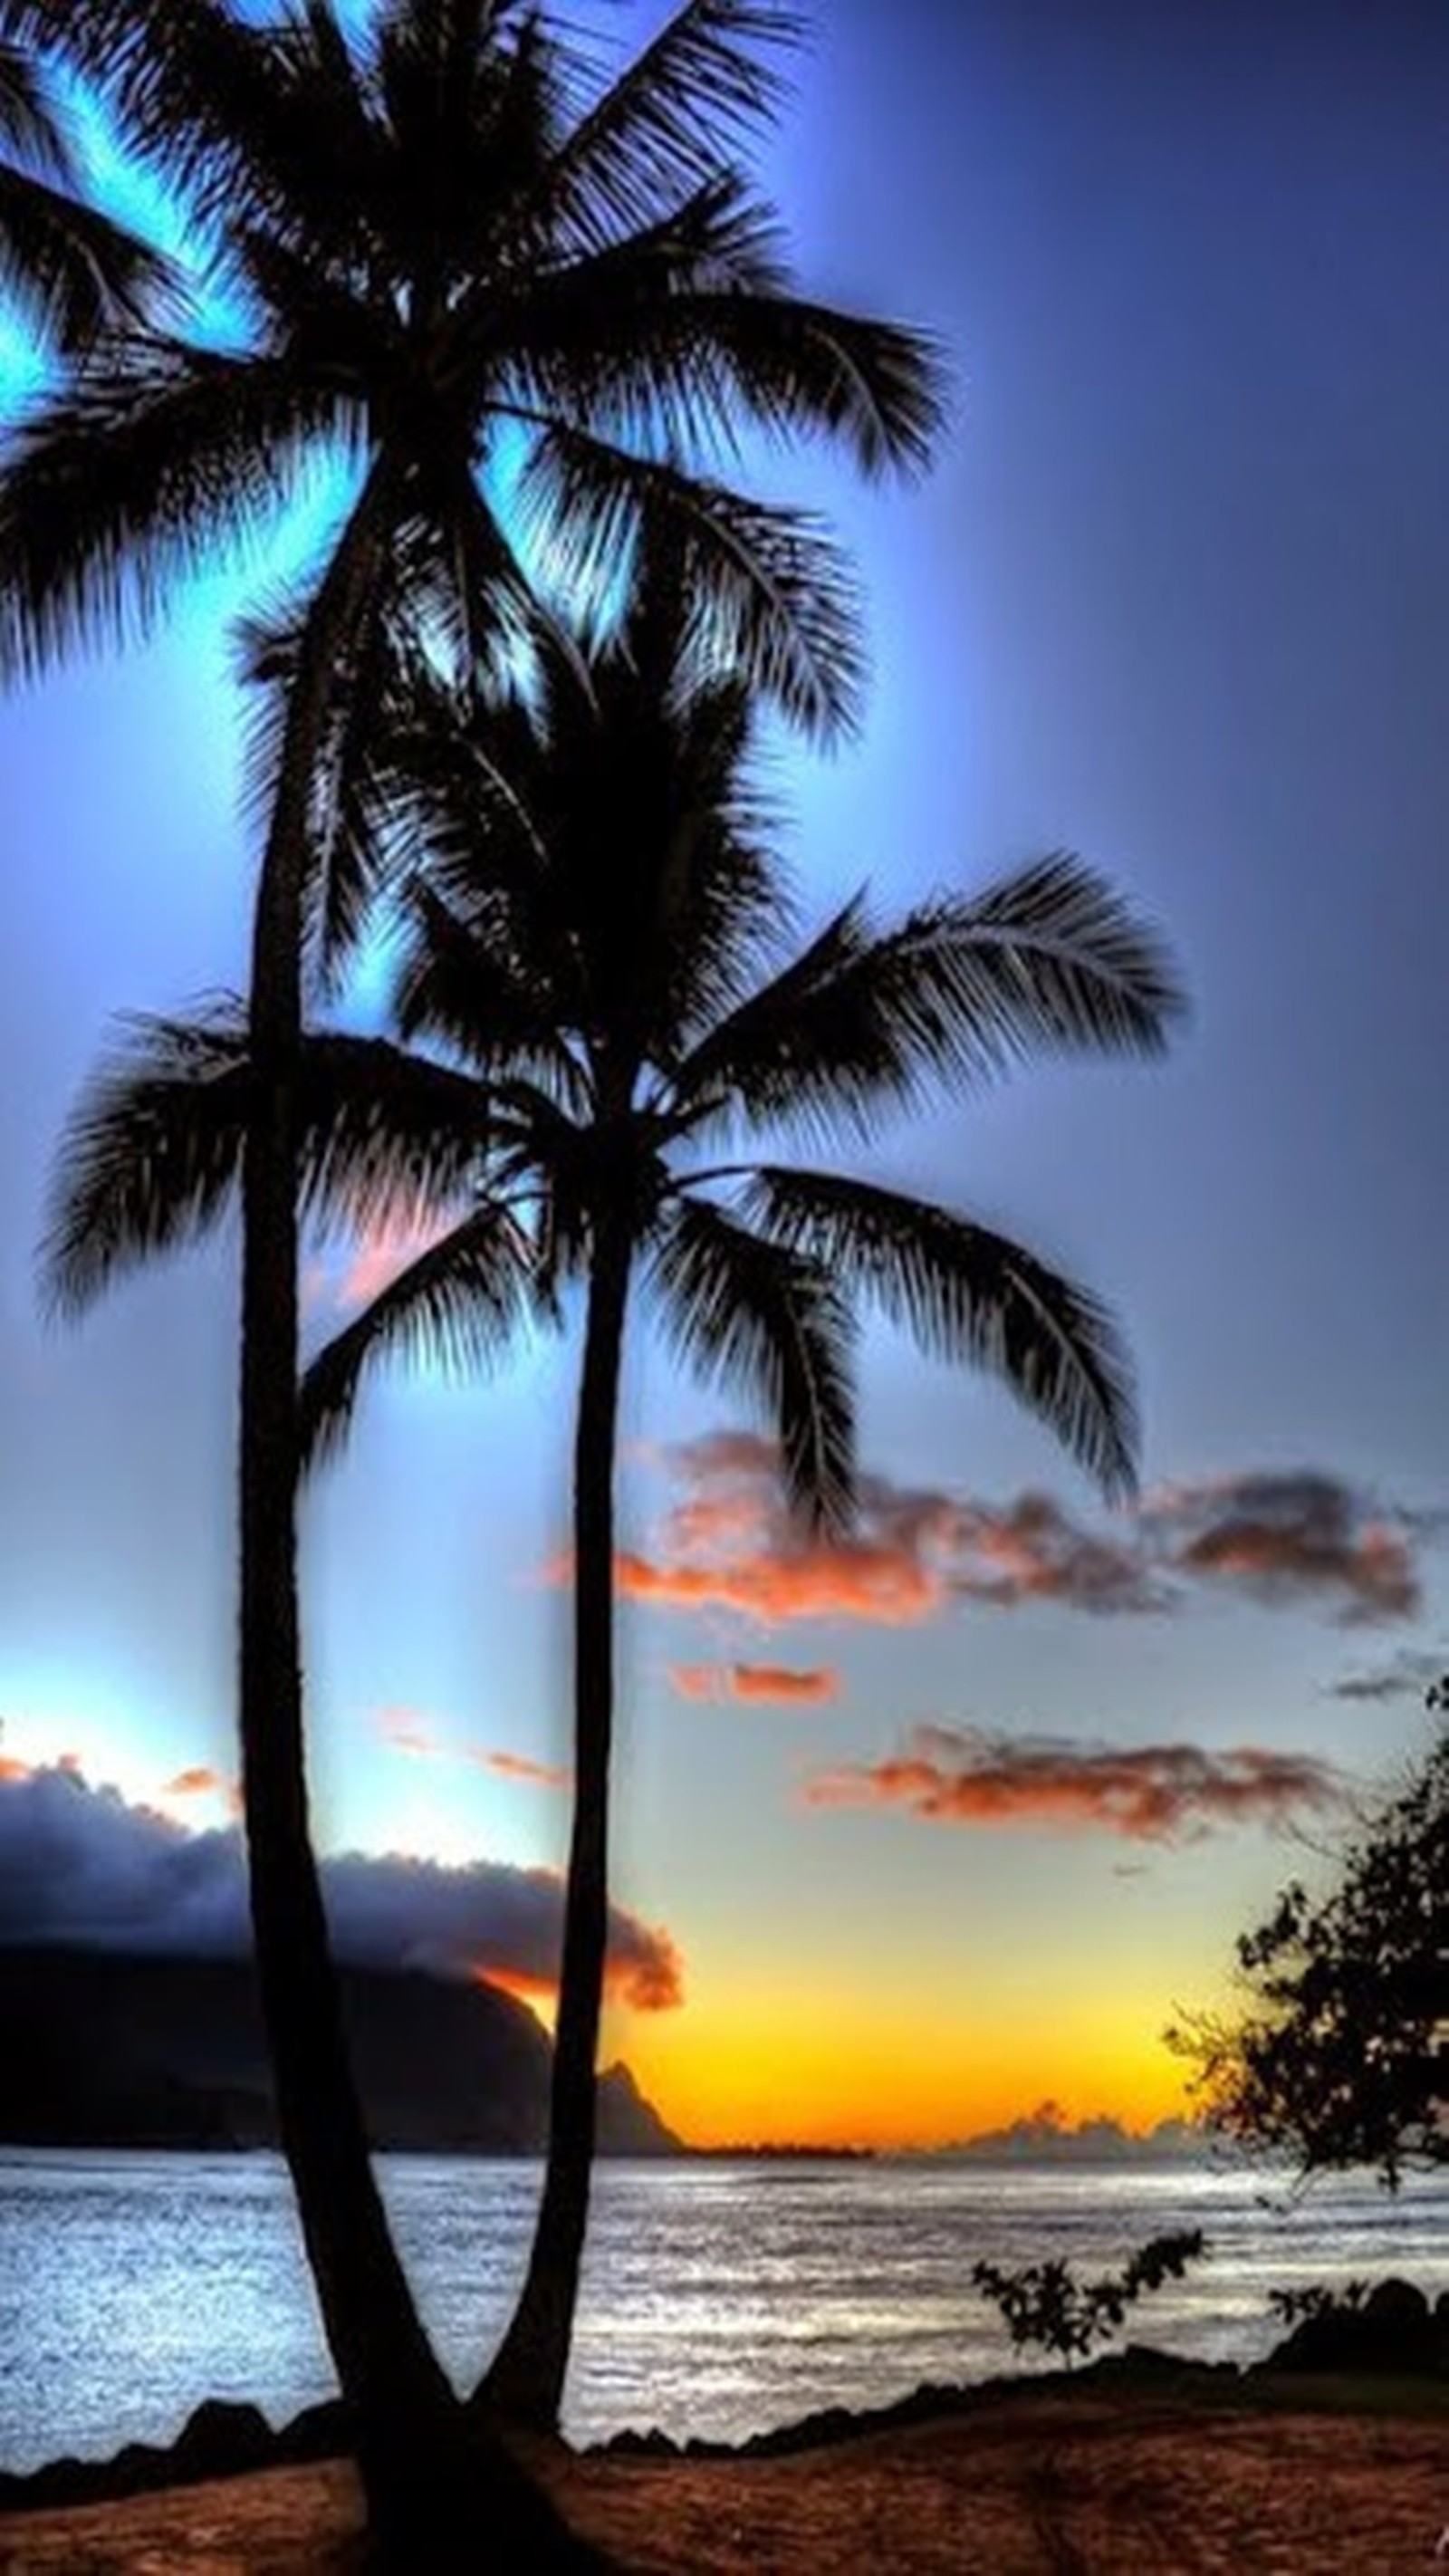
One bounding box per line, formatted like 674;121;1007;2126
46;553;1187;2432
5;2;942;2543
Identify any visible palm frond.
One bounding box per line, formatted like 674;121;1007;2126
292;1031;501;1240
646;287;947;479
391;876;590;1115
528;0;801;254
0;34;72;178
16;0;371;249
301;1196;539;1466
668;890;878;1139
650;1191;855;1529
673;854;1187;1144
0;344;363;682
0;163;175;348
515;423;865;740
745;1168;1140;1501
42;1008;252;1317
936;854;1189;1056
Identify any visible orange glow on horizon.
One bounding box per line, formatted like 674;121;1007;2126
608;1985;1197;2152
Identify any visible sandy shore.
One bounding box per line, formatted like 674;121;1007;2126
3;2384;1446;2573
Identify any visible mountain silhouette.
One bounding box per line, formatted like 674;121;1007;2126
0;1947;680;2155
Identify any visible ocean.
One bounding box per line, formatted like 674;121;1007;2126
3;2150;1446;2475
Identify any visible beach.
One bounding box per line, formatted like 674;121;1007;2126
3;2380;1446;2573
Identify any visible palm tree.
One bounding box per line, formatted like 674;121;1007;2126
5;2;942;2543
46;552;1187;2432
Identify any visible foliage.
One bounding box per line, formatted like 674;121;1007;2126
1169;1684;1449;2189
46;562;1188;1510
970;2229;1207;2366
1265;2279;1370;2331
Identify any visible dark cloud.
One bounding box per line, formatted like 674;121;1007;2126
1327;1648;1445;1705
802;1722;1348;1843
1145;1471;1422;1624
0;1764;681;2010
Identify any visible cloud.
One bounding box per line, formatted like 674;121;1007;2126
377;1712;569;1790
619;1546;939;1625
619;1438;1440;1636
339;1219;450;1312
481;1750;571;1790
301;1219;455;1326
802;1723;1349;1843
379;1713;441;1758
161;1764;238;1803
1146;1472;1422;1624
618;1438;1160;1631
0;1765;681;2011
667;1662;839;1706
1327;1647;1445;1704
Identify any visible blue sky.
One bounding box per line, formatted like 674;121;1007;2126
0;0;1444;2144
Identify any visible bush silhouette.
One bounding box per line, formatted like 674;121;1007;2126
971;2229;1206;2365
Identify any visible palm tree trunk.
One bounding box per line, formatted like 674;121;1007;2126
240;459;599;2569
479;1211;633;2429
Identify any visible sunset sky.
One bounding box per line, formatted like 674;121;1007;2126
1;0;1445;2149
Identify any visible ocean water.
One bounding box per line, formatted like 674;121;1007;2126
2;2150;1446;2475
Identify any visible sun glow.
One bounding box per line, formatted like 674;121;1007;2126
610;1983;1195;2152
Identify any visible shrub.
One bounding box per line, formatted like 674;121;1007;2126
970;2228;1206;2365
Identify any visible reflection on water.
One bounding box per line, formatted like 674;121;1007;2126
2;2149;1446;2472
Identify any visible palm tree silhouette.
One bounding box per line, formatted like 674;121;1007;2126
8;5;942;2546
46;548;1186;2432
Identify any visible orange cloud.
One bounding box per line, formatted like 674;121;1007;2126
377;1711;440;1758
161;1765;242;1818
477;1930;683;2014
339;1219;450;1312
0;1745;82;1780
162;1765;231;1798
377;1711;569;1789
619;1545;942;1625
613;1437;1163;1631
601;1922;685;2011
669;1662;838;1705
804;1724;1349;1843
480;1749;571;1790
621;1439;1438;1637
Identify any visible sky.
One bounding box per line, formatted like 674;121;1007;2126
1;0;1446;2150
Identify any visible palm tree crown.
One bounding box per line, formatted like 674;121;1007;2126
300;697;1180;1507
48;558;1185;1505
0;0;945;760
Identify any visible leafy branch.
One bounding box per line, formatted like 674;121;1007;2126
970;2229;1207;2366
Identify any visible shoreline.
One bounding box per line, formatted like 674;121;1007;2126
5;2341;1446;2521
2;2366;1446;2573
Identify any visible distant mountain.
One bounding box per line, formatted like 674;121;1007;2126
0;1947;682;2157
927;2110;1204;2165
